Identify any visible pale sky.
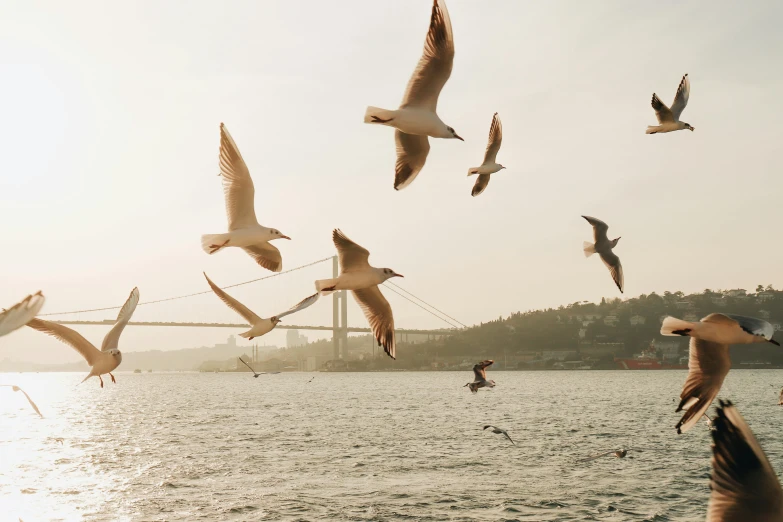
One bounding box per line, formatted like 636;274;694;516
2;0;782;364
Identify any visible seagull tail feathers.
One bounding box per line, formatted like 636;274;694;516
661;316;694;336
315;278;339;296
467;168;479;176
645;126;659;135
201;234;230;255
237;330;253;339
582;241;596;258
364;106;395;125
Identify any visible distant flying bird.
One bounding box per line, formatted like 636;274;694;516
578;448;640;462
661;313;780;434
238;357;260;378
364;0;463;190
483;425;515;445
201;123;291;271
307;377;315;383
464;360;495;393
646;74;694;134
0;385;43;418
707;400;783;520
316;229;403;359
468;113;505;197
204;272;319;340
582;216;623;293
0;292;44;337
26;288;140;388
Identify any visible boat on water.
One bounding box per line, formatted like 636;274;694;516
133;369;142;374
615;341;687;370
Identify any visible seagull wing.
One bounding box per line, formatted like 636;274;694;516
1;385;43;418
581;215;610;243
708;400;783;520
0;292;45;337
352;286;396;359
651;93;674;124
238;357;258;375
676;337;731;434
599;251;624;293
332;229;371;272
471;174;491;197
275;293;320;320
394;130;430;190
720;314;775;341
473;360;493;380
219;123;259;231
669;74;690;121
400;0;455;111
242;243;282;272
26;318;102;366
482;113;503;164
503;431;516;445
578;450;616;462
779;388;783;405
101;287;140;351
203;273;261;324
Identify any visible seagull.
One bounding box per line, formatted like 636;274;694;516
779;387;783;406
646;74;694;134
582;216;623;293
707;400;783;520
0;292;45;337
468;113;505;197
26;288;140;388
483;425;515;445
0;385;43;418
661;313;780;433
238;357;261;378
364;0;463;190
200;123;291;271
315;229;403;359
578;448;640;462
204;272;318;341
307;377;315;383
464;360;495;393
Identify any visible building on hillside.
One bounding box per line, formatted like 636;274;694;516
726;289;747;298
675;301;691;310
758;291;776;302
580;343;623;357
541;350;578;361
759;309;771;319
603;315;619;327
216;335;237;350
629;315;646;326
286;329;308;348
683;312;699;322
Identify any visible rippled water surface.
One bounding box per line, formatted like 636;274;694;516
2;370;783;521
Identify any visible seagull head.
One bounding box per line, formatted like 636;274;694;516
445;126;463;141
498;165;506;170
381;268;404;281
271;229;291;240
612;237;621;247
271;316;282;326
684;123;694;131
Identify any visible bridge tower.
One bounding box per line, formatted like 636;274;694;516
332;256;348;359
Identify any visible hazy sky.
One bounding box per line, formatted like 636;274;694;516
2;0;782;364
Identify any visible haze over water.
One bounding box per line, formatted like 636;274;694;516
3;370;783;521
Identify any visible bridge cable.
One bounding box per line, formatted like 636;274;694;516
384;280;467;328
39;256;333;317
381;283;461;329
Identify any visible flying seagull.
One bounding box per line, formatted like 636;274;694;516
364;0;463;190
238;357;261;378
646;74;694;134
707;400;783;520
201;123;291;271
316;229;403;359
582;216;623;293
204;272;318;340
307;377;315;383
468;113;505;197
26;288;140;388
464;360;495;393
661;313;780;434
0;292;45;337
483;425;515;445
0;385;43;418
578;448;639;462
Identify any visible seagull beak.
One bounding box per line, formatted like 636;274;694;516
770;339;780;346
395;273;404;278
454;134;464;141
690;127;695;132
281;235;291;240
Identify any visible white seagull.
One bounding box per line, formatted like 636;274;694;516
315;229;403;359
578;448;649;462
483;425;515;445
646;74;694;134
364;0;463;190
468;113;505;197
26;288;140;388
464;359;495;393
201;123;291;271
0;292;45;337
707;400;783;520
582;216;623;293
1;385;43;418
204;272;318;340
661;313;780;433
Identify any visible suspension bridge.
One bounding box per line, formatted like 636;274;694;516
39;256;466;360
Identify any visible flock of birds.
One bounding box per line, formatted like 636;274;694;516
0;1;780;519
